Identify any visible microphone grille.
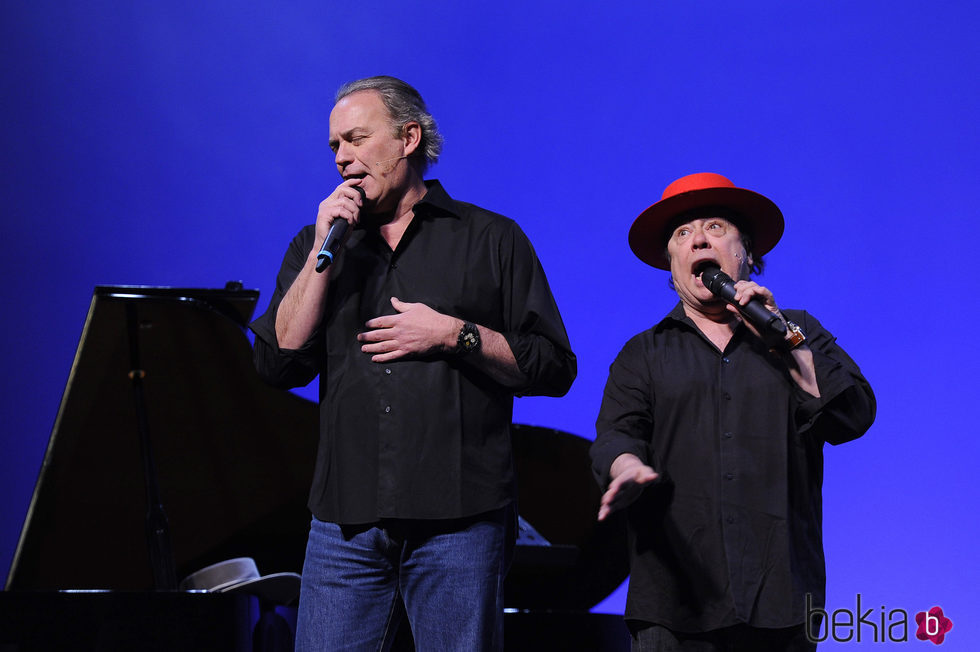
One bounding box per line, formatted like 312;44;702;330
698;264;725;291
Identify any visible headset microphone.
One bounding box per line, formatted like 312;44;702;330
374;155;407;166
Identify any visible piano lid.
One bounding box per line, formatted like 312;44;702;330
6;285;626;611
5;285;318;591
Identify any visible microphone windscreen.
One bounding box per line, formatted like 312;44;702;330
699;265;729;294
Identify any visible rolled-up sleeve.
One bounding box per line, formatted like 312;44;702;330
498;223;576;398
790;310;876;445
249;226;325;390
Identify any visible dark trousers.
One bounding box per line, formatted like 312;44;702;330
631;622;817;652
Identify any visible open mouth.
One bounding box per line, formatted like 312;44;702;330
692;260;719;278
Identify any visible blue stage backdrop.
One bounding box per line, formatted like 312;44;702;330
3;2;977;647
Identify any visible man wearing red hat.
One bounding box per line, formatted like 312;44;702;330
590;173;876;650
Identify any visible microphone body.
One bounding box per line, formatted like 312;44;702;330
315;220;347;272
699;265;786;337
315;186;364;273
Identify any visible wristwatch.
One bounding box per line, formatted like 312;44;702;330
784;320;807;349
456;321;481;355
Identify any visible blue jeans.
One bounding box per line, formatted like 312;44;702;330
295;507;513;651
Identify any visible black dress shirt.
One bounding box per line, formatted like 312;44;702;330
251;180;576;524
591;303;875;632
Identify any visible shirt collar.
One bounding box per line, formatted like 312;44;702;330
661;300;748;348
658;301;701;334
414;179;460;219
664;301;689;324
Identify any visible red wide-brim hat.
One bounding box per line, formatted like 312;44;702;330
628;172;784;270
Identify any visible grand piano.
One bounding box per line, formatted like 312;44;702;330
2;285;629;651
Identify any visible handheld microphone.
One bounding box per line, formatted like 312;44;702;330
315;186;365;273
699;265;786;336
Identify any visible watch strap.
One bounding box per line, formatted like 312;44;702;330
785;320;806;349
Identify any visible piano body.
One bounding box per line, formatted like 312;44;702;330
2;285;629;651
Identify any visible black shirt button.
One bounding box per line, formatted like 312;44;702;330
725;472;734;480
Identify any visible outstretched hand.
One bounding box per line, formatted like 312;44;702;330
598;455;659;521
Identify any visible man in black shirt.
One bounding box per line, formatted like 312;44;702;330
590;172;875;651
251;76;575;651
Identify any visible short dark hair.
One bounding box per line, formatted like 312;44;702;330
335;76;443;172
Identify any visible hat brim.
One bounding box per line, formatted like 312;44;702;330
218;572;302;606
629;186;784;270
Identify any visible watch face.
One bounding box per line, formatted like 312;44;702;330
458;322;480;353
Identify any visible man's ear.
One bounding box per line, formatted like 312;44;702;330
401;121;422;156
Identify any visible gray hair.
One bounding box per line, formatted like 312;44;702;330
335;76;443;172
